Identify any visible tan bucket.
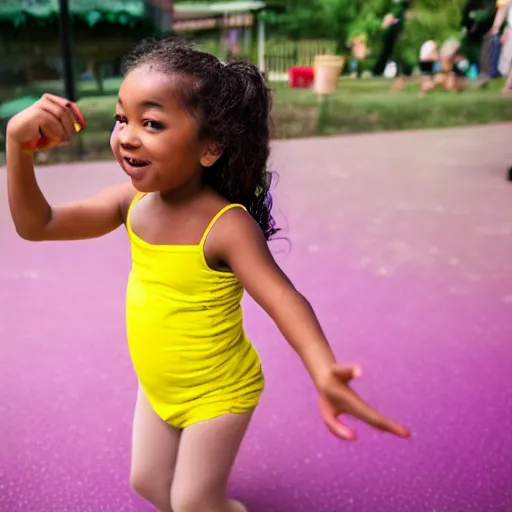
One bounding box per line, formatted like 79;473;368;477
313;55;345;95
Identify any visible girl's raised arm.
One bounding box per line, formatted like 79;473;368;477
6;94;135;241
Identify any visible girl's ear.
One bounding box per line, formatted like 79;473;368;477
200;141;223;168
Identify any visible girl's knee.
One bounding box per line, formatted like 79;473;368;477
170;488;198;512
170;487;221;512
129;470;153;500
130;468;172;505
172;493;247;512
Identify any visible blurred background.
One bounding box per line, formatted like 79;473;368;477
1;0;512;164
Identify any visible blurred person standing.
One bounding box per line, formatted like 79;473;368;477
372;0;414;90
479;0;510;84
499;0;512;92
460;0;496;76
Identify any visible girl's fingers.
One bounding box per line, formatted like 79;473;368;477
322;369;411;439
44;97;78;141
44;94;85;138
318;395;357;441
37;110;67;145
67;102;86;130
331;363;362;381
324;414;357;441
337;388;411;438
39;103;73;142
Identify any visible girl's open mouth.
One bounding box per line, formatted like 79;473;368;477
124;157;150;168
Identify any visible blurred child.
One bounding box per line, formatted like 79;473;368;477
418;40;439;93
438;37;469;91
349;34;368;78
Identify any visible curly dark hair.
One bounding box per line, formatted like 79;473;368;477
122;36;278;241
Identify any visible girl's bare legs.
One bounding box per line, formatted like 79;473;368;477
130;387;181;512
170;412;253;512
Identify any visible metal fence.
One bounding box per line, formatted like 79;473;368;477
265;39;337;81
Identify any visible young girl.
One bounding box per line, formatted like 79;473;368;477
6;38;410;512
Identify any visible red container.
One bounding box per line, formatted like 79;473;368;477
289;66;315;88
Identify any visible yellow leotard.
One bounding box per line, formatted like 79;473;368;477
125;193;264;429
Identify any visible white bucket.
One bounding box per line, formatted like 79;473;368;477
313;55;345;95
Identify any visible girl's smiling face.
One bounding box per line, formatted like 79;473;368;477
111;65;219;194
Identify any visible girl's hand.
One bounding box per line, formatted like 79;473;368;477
7;93;83;152
318;363;411;441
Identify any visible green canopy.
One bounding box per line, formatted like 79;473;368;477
0;96;39;120
0;0;145;27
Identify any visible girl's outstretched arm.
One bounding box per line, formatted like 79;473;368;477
6;94;136;241
209;208;411;441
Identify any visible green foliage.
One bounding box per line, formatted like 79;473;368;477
260;0;366;47
263;0;469;55
405;1;466;46
398;0;466;62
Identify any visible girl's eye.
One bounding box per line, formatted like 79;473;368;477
145;120;164;130
115;114;127;125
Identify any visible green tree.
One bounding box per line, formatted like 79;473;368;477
401;0;466;62
261;0;361;43
261;0;398;50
